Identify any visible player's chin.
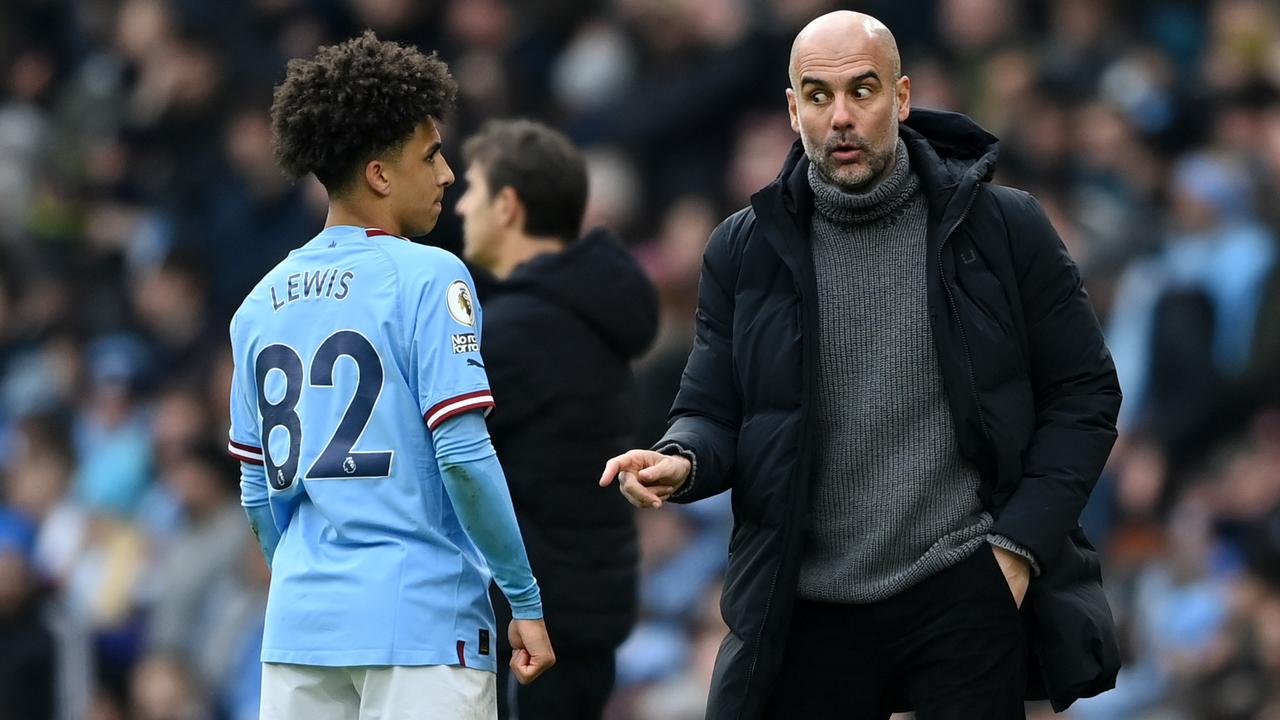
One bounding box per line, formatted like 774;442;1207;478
409;216;440;236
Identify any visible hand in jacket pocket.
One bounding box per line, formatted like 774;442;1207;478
992;545;1031;608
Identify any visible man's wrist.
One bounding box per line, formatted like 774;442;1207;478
992;545;1028;567
671;455;692;486
511;606;543;620
988;534;1039;576
653;442;696;497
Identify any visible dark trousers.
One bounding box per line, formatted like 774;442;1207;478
765;547;1028;720
495;641;616;720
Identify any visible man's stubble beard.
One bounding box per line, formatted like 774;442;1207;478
802;120;899;194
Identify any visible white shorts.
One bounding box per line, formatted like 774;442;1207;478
260;662;497;720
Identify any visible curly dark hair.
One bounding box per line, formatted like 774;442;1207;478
270;31;457;194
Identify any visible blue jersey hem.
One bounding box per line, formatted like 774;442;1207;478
261;649;498;672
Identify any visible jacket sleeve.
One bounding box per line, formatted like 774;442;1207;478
653;215;744;503
989;189;1122;568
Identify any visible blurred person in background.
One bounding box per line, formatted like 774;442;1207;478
0;507;57;720
456;118;658;719
129;249;221;385
231;31;553;719
5;411;87;586
65;506;149;707
603;11;1121;719
202;537;270;720
58;335;155;705
0;265;81;426
3;411;95;720
133;383;216;544
194;105;321;316
630;580;730;720
145;443;247;663
148;383;215;479
611;493;733;714
129;652;211;720
631;195;721;480
73;334;154;518
1108;152;1276;437
1073;497;1232;720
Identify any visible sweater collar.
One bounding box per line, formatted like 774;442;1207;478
808;139;919;226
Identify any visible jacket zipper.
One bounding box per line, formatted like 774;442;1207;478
742;546;781;708
937;184;990;439
741;280;809;716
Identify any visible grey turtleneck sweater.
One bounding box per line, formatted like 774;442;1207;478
797;140;997;603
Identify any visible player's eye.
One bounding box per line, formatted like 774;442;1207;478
854;86;873;99
810;90;829;103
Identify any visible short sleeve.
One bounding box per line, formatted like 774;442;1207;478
410;255;495;431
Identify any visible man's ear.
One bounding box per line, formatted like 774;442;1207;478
364;159;392;197
496;186;522;229
786;88;801;133
897;75;911;122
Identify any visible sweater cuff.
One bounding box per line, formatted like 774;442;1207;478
988;533;1041;576
652;442;697;501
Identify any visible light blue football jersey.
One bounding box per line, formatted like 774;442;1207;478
228;225;499;669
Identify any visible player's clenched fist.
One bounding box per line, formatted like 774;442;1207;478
599;449;692;509
509;618;555;684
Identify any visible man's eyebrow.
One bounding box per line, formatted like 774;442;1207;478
845;70;882;85
800;70;882;89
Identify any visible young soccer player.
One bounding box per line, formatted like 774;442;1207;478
226;32;554;719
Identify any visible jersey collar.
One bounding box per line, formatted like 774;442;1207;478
363;228;407;240
303;225;407;250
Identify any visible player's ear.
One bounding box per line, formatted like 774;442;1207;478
364;159;392;197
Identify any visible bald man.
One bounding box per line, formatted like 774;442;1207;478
602;10;1121;720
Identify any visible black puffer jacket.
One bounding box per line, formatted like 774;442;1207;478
658;109;1122;717
482;228;658;651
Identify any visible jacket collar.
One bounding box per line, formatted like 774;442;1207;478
900;108;999;225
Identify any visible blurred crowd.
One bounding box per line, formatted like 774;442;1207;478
1;0;1279;718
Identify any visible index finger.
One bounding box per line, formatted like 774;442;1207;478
599;455;624;487
599;451;643;487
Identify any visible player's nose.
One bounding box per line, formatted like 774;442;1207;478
437;154;455;187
